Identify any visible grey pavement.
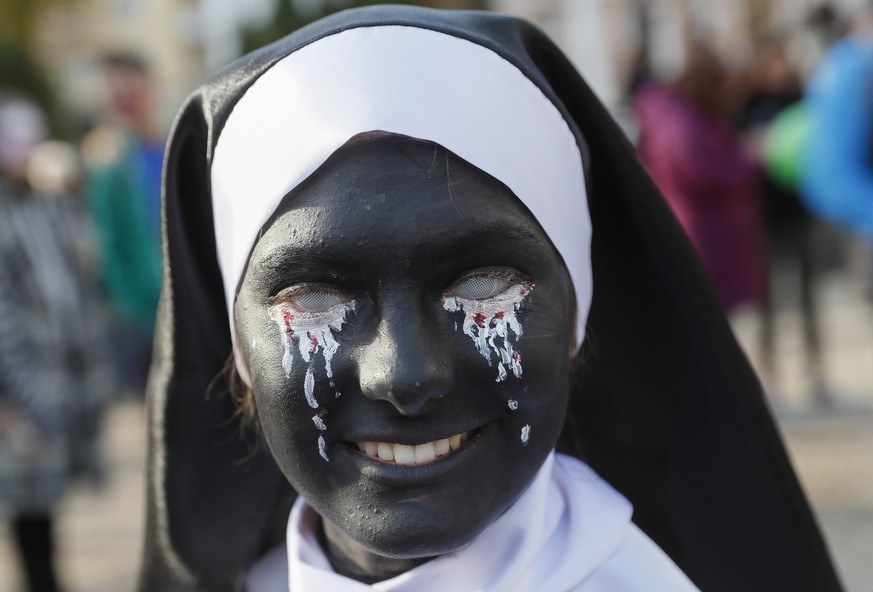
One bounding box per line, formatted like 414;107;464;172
1;269;872;591
1;402;146;592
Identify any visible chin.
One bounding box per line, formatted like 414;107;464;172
337;500;500;561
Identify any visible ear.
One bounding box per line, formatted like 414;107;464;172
139;95;290;591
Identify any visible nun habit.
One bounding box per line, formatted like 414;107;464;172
140;6;842;592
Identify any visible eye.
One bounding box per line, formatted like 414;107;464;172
275;286;352;313
446;272;513;300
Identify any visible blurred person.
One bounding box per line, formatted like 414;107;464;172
27;141;84;197
633;44;769;314
807;2;849;50
82;52;163;396
801;3;873;246
740;44;829;404
741;44;803;134
0;96;112;592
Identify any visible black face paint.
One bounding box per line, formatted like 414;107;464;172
235;136;575;580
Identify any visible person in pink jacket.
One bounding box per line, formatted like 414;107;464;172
635;47;768;312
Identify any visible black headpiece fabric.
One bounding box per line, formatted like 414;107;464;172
140;6;842;591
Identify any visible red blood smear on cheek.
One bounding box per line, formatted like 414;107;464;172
495;311;505;320
473;312;488;328
512;351;521;364
282;309;295;329
309;333;319;352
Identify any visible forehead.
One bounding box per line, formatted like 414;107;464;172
251;138;553;261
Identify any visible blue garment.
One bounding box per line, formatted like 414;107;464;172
137;140;164;234
801;38;873;240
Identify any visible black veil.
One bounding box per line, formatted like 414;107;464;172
140;5;842;591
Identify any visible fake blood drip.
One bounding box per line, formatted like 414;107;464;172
442;283;533;383
268;301;356;462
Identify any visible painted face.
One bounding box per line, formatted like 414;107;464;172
235;136;576;563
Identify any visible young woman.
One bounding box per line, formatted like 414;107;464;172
139;6;841;591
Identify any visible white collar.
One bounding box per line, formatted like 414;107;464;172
284;452;632;591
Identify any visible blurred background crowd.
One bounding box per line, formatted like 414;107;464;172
0;0;872;590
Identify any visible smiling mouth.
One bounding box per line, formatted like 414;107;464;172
355;432;471;466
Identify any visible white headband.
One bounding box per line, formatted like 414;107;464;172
211;25;592;381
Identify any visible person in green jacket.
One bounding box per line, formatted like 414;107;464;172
83;53;163;394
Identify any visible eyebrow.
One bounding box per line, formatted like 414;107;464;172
256;249;360;275
435;224;545;259
254;222;545;274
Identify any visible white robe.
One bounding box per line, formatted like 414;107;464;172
247;453;699;592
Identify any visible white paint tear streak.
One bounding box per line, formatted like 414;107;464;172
268;301;356;464
281;346;294;376
268;301;356;393
521;424;531;445
508;399;518;411
442;284;533;382
303;364;316;408
318;435;329;462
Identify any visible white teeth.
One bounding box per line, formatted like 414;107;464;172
357;432;470;465
377;442;394;462
434;438;450;456
394;444;415;465
414;442;435;464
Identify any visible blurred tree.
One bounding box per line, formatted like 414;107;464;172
243;0;486;54
0;0;74;50
0;43;64;137
0;42;52;102
0;0;75;137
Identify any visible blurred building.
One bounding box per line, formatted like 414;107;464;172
15;0;873;136
29;0;274;130
28;0;492;131
491;0;870;112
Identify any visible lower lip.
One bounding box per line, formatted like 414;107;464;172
338;424;492;485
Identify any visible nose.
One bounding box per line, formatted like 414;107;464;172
357;305;454;416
